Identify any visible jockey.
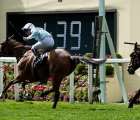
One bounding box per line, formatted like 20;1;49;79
22;23;54;66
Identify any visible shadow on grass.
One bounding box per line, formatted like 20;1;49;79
60;104;115;111
23;101;34;104
60;106;115;111
88;108;115;111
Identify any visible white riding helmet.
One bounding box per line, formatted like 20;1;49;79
21;23;35;31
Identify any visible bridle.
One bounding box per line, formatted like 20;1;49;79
128;44;140;74
0;39;30;63
0;40;9;56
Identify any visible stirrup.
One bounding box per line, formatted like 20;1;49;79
33;58;42;68
32;48;40;58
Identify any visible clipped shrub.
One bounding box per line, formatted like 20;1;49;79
105;64;114;76
110;53;122;59
116;53;122;59
110;53;123;66
74;64;86;75
84;53;93;58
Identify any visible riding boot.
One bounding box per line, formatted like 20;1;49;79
127;89;140;108
31;48;41;67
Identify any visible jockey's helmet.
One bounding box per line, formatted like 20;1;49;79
21;23;35;31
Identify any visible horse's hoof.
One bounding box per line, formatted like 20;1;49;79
0;93;5;101
127;105;133;108
52;105;56;109
127;103;133;108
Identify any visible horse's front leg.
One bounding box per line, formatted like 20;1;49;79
18;81;27;101
22;82;26;97
0;80;14;100
22;81;33;100
0;75;21;100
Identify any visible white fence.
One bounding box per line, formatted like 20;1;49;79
70;58;130;104
0;57;130;103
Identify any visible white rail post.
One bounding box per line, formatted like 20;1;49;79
88;64;93;104
105;59;129;103
70;59;130;104
70;72;74;104
14;62;19;101
99;0;106;103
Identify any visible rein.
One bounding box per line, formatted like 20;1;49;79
6;45;25;53
131;51;140;70
17;49;28;63
4;45;30;63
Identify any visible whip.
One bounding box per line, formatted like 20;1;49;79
9;21;23;38
124;42;140;46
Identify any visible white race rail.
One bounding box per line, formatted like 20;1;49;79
0;57;19;101
0;57;131;103
70;58;130;104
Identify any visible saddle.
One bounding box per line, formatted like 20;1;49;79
33;49;48;68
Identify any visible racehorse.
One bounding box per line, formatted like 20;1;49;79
0;34;106;109
126;42;140;108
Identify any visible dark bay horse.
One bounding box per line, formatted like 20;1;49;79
0;35;106;109
126;42;140;108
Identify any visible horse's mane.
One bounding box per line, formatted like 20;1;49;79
10;39;24;46
9;39;31;50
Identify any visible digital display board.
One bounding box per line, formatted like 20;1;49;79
7;10;116;55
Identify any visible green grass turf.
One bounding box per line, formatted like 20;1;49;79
0;100;140;120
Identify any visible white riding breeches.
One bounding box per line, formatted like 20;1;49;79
32;36;54;50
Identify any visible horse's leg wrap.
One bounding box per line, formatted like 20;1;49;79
18;82;26;101
128;89;140;108
0;80;14;100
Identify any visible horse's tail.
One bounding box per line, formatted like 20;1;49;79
70;56;106;65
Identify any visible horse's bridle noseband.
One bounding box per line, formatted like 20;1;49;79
128;50;140;74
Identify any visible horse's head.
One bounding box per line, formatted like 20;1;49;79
127;42;140;74
0;34;15;56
